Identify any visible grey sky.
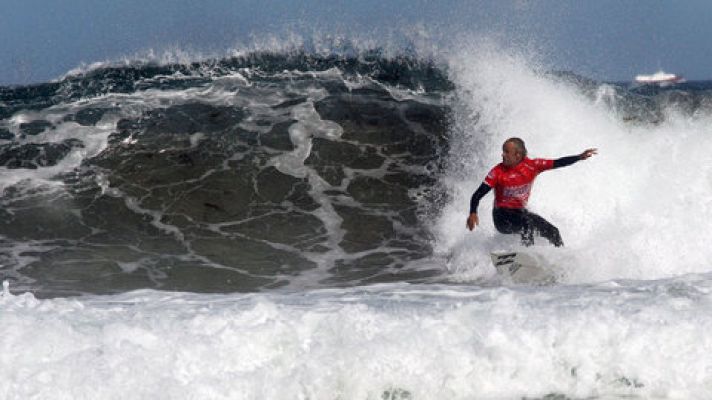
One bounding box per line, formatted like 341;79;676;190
1;1;710;85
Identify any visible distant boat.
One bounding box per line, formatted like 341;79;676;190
634;70;685;86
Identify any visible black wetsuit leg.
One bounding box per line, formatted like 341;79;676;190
492;207;563;247
525;210;564;247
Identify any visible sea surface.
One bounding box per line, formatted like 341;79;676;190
2;43;712;398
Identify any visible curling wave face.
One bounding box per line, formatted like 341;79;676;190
0;51;451;297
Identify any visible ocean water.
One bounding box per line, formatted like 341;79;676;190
2;40;712;398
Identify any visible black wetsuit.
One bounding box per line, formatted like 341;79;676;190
469;155;581;247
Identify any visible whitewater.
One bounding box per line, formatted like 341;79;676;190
2;40;712;398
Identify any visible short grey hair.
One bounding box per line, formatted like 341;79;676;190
504;137;527;157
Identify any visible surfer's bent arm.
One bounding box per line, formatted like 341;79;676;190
469;182;492;214
467;182;491;230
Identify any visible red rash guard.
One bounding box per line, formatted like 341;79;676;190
484;157;554;209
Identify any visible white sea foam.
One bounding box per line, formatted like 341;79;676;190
437;39;712;284
2;279;712;399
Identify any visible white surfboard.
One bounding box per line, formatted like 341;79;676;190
490;251;557;284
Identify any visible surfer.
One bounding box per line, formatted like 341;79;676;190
466;137;597;247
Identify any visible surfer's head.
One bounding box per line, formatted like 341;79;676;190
502;137;526;167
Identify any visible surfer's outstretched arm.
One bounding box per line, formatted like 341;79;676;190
467;182;491;231
552;148;598;169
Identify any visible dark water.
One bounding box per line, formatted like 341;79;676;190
1;51;710;297
0;52;453;297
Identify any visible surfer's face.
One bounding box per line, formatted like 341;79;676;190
502;141;523;167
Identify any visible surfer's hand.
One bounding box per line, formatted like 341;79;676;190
579;148;598;160
466;213;479;231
